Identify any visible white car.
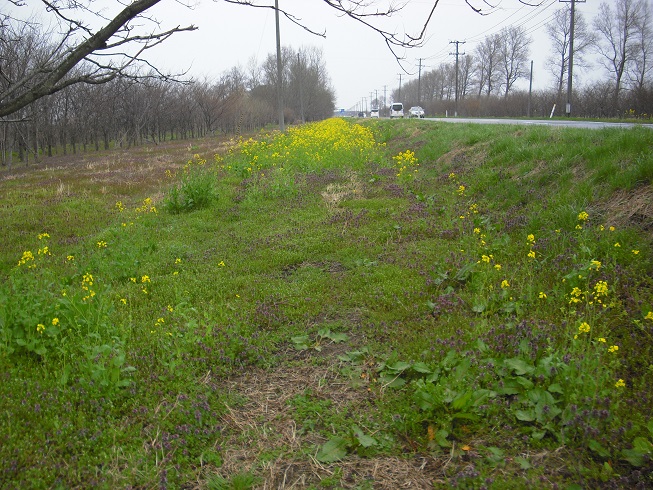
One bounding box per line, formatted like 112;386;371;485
409;106;425;118
390;103;404;118
370;108;380;118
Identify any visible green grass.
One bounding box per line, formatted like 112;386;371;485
1;118;652;488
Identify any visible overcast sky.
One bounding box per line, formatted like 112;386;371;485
16;0;604;110
142;0;604;110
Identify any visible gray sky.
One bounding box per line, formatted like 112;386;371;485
13;0;604;110
144;0;603;110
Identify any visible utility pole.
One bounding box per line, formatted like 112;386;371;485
397;74;402;101
383;85;387;116
528;60;533;117
560;0;585;117
449;40;465;117
417;58;422;105
274;0;284;131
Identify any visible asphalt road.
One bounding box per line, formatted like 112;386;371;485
423;117;653;130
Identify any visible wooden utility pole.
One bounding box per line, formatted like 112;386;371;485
450;41;465;117
275;0;284;131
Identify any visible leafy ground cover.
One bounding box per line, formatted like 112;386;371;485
1;118;652;489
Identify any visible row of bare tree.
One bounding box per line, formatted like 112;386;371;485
391;1;653;118
0;41;335;165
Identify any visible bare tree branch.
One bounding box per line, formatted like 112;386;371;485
0;0;197;117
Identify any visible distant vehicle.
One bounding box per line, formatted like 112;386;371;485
390;103;404;118
409;106;425;118
370;108;380;118
357;111;366;118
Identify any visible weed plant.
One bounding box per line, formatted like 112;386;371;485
0;119;652;488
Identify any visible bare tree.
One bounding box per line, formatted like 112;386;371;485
474;33;503;97
628;0;653;92
545;6;595;98
0;1;198;118
498;26;532;97
593;0;646;112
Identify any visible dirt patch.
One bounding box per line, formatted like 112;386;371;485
602;185;653;233
210;355;453;489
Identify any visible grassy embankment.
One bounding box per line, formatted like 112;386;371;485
1;118;652;489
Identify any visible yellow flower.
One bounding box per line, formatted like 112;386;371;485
609;226;615;232
501;280;510;289
175;258;182;264
473;228;481;234
539;292;547;299
615;379;625;388
481;255;491;263
578;322;591;334
608;345;619;353
614;243;621;248
494;264;502;270
527;234;535;243
37;323;45;334
120;298;127;305
645;311;653;321
598;337;606;343
527;250;536;259
52;318;59;326
67;255;75;262
632;250;639;255
167;305;174;312
577;211;589;221
590;260;601;270
141;275;151;283
218;260;226;267
97;241;107;248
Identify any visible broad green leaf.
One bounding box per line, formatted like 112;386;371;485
352;426;377;448
515;456;532;469
514;409;535;422
411;362;432;374
588;439;610;458
505;358;535;376
316;437;348;463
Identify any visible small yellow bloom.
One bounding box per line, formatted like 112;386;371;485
97;241;107;248
609;226;615;232
539;292;547;299
218;260;226;267
37;323;45;334
38;233;50;240
494;264;502;270
167;305;174;312
608;345;619;353
67;255;75;262
578;322;591;334
501;280;510;289
175;258;182;264
473;228;481;234
481;255;491;263
527;234;535;243
615;379;625;388
527;250;536;259
141;275;151;283
590;260;601;270
120;298;127;305
614;243;621;248
645;311;653;321
577;211;589;221
632;249;639;255
598;337;606;343
52;318;59;326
